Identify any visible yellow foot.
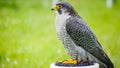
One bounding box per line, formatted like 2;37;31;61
62;59;77;64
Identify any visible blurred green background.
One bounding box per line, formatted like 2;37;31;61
0;0;120;68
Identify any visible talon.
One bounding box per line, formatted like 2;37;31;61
62;59;77;64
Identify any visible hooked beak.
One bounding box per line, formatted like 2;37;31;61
51;8;54;11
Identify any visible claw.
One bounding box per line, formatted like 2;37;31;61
62;59;77;64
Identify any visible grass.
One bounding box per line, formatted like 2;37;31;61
0;0;120;68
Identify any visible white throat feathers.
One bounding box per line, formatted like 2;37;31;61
55;11;71;33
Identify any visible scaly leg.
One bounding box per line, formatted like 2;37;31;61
62;59;77;64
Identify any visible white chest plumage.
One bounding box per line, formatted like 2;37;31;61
55;12;88;61
55;12;71;34
55;13;78;59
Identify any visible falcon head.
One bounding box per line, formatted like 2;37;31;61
51;2;76;16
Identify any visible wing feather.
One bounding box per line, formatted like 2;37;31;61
66;17;113;67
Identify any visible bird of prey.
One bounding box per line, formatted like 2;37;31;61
51;2;114;68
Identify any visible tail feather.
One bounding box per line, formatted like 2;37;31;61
107;63;114;68
100;63;114;68
97;41;114;68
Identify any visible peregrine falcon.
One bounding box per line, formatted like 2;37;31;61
52;2;114;68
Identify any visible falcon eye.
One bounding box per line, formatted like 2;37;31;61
59;5;62;8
